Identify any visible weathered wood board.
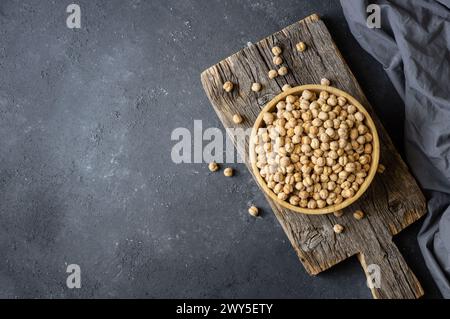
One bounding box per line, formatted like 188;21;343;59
201;14;426;299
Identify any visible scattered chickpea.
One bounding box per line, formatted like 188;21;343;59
223;81;234;92
208;161;219;172
271;46;282;56
223;167;234;177
296;42;307;52
232;114;243;124
333;210;344;217
282;84;292;92
248;206;259;217
268;69;278;79
333;224;344;234
278;66;288;76
320;78;331;86
353;210;365;220
377;164;386;174
273;56;283;65
251;82;262;92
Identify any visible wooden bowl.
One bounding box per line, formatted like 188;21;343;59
249;85;380;215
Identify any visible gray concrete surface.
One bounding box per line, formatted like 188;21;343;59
0;0;441;298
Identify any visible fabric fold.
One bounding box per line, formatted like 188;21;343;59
340;0;450;298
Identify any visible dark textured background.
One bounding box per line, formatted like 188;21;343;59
0;0;441;298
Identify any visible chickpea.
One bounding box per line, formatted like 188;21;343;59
282;84;292;92
301;144;311;153
342;188;355;198
316;157;326;167
271;46;282;56
364;143;372;154
354;112;365;122
327;181;336;191
333;210;343;217
276;101;286;110
268;69;278;79
273;56;283;65
278;66;288;76
252;82;262;92
353;210;364;220
347;104;357;114
319;189;329;200
286;95;297;104
248;206;259;217
280;156;291;167
301;112;312;121
208;161;219;172
303;176;313;187
311;138;320;150
318;111;328;121
296;42;307;52
317;200;326;208
333;224;344;234
233;114;243;124
298;190;308;199
309;126;319;136
327;96;337;106
278;192;288;201
319;91;329;100
223;81;234;92
323;128;334;139
359;155;371;165
320;78;330;86
263;112;274;125
358;124;368;135
273;183;283;194
324;119;333;129
344;162;356;173
302;90;313;100
289;196;300;206
224;167;234;177
335;195;343;205
320;142;330;151
350;129;358;140
292;135;301;144
377;164;386;174
337;96;347;107
357;135;366;145
307;199;317;209
283;184;293;195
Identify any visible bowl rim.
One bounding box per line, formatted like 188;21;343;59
249;84;380;215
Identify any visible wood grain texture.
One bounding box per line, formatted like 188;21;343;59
201;14;426;299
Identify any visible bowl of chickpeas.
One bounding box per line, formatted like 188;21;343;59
249;85;380;215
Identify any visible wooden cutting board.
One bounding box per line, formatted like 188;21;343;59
201;14;426;299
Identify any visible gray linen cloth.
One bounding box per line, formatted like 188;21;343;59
340;0;450;298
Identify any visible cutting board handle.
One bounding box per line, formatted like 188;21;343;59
358;239;424;299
